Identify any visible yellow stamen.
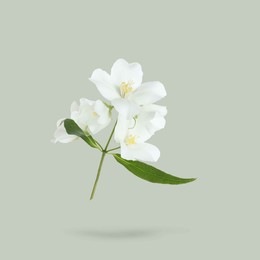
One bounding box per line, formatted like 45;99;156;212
120;80;134;97
92;111;98;117
125;135;136;145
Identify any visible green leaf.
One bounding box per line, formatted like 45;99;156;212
113;154;196;185
64;119;102;150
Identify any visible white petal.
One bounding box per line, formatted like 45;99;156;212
88;100;111;134
77;99;111;135
142;104;167;117
70;101;79;114
56;118;65;127
75;99;92;130
131;81;166;105
94;100;110;125
120;142;160;162
52;122;77;143
89;68;120;101
80;98;94;106
129;104;167;142
70;111;80;122
114;115;131;143
111;58;143;89
88;123;105;135
111;98;140;119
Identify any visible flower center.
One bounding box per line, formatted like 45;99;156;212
125;135;136;145
120;80;134;98
92;111;98;117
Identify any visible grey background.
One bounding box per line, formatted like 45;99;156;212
1;0;259;259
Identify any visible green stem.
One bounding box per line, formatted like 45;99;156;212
106;146;120;153
90;152;106;200
89;122;117;200
104;121;117;151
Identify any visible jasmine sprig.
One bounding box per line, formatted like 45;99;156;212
53;59;196;200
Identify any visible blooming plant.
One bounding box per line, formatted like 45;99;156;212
53;59;196;199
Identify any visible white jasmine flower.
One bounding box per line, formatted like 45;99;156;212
89;58;167;119
114;104;167;162
52;99;111;143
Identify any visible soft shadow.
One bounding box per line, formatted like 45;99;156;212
65;227;189;240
